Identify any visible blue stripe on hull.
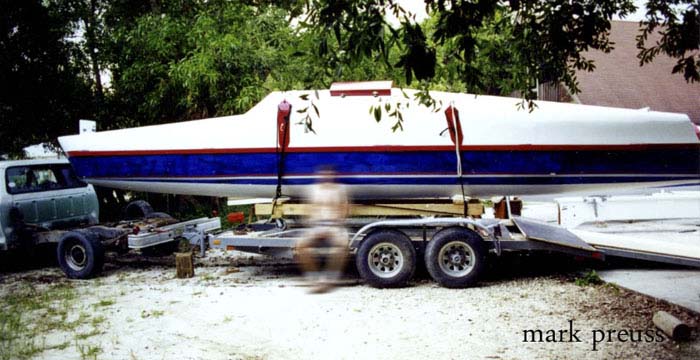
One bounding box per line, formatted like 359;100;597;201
68;149;700;185
89;176;700;186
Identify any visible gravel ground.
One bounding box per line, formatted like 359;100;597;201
1;251;698;360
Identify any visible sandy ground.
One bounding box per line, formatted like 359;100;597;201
1;251;698;360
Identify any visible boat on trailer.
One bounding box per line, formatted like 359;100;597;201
57;81;700;288
58;81;700;199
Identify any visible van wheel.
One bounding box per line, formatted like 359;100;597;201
57;231;104;279
425;227;486;288
356;230;416;288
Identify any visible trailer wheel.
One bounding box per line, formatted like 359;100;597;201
123;200;154;220
356;230;416;288
57;231;104;279
425;227;486;288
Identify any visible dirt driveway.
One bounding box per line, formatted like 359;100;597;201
1;251;698;360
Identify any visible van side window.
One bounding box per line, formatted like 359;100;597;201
6;165;87;194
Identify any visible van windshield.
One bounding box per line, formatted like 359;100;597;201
6;164;87;194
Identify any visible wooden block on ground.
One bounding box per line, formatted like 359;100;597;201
175;252;194;278
653;311;690;341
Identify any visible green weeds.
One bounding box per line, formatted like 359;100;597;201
0;280;109;360
574;270;603;286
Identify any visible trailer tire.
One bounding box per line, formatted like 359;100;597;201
146;212;173;220
57;231;104;279
425;227;486;288
124;200;154;220
356;230;416;288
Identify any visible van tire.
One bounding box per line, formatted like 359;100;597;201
57;231;104;279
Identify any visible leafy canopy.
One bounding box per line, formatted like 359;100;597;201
297;0;699;104
1;0;698;155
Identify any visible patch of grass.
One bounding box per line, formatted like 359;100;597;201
47;341;70;351
0;282;79;360
0;281;112;360
223;316;233;323
602;282;622;295
116;272;129;282
200;273;217;281
575;270;603;286
75;328;102;340
76;342;102;360
3;282;76;311
93;299;116;308
140;310;165;319
90;315;107;327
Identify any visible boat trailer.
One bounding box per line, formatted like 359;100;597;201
207;213;700;288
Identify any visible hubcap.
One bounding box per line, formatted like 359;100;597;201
367;242;404;278
65;243;87;271
438;241;475;277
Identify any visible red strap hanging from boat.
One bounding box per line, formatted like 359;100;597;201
444;105;463;146
277;100;292;149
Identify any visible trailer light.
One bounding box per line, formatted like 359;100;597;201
212;239;221;245
226;245;236;251
592;252;605;261
132;226;140;235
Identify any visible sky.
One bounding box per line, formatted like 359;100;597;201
616;0;650;21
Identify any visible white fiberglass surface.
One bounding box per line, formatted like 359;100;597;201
58;89;698;153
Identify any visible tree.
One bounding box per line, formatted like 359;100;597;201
101;1;304;127
296;0;698;107
637;0;700;82
2;0;697;156
0;0;95;156
100;0;403;128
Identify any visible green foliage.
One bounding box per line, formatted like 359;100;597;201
298;0;699;108
637;1;700;82
1;0;698;156
0;0;95;155
108;3;289;124
575;269;604;286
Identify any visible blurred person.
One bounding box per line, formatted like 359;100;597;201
297;167;350;294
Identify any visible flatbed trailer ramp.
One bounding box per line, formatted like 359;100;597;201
571;229;700;268
512;217;597;252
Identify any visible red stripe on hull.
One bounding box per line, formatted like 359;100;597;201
66;143;700;157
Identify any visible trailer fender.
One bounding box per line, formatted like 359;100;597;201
349;217;492;249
